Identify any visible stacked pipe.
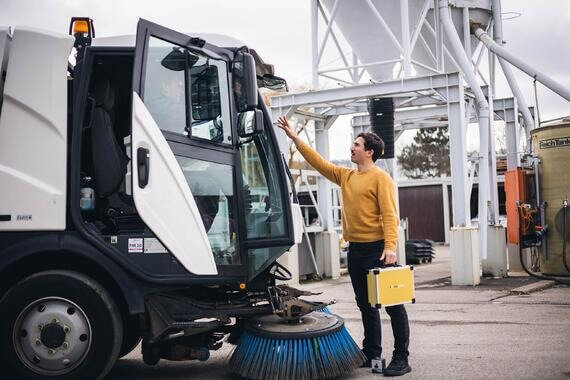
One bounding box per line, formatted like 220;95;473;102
367;97;394;159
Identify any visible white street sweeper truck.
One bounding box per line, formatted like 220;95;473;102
0;18;365;379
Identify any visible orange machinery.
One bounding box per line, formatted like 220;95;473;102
504;167;543;246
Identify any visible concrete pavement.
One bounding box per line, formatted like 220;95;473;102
107;245;570;380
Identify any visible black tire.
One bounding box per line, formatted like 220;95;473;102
0;270;123;380
118;315;141;358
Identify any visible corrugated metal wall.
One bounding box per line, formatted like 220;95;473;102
399;185;445;242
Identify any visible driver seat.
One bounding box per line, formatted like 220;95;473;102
90;77;128;197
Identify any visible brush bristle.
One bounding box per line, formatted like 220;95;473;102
228;325;365;379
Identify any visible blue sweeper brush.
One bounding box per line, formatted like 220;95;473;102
228;311;365;379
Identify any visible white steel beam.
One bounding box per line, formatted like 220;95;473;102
418;32;437;64
270;73;461;109
433;0;444;71
316;0;352;74
410;0;432;51
401;0;412;76
365;0;404;53
319;73;354;86
423;18;459;71
316;0;340;65
311;0;319;89
321;93;450;116
351;105;448;127
352;53;358;84
317;58;401;75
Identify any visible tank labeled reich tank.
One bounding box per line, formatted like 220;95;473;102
531;121;570;276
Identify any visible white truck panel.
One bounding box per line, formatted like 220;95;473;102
0;27;73;230
131;93;218;275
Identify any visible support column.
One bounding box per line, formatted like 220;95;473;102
447;81;470;226
447;79;480;285
483;60;507;276
503;102;525;272
314;121;340;279
315;125;334;231
487;32;500;225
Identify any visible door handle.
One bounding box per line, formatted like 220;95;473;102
137;147;150;188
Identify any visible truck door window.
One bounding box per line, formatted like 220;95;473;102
176;156;239;265
240;133;286;239
143;36;232;144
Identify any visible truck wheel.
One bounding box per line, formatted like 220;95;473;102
0;270;123;380
119;315;141;358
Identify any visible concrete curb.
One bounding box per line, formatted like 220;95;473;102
510;280;556;295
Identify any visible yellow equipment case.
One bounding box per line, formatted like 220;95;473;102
367;265;415;308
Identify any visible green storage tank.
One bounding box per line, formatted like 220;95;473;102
531;121;570;275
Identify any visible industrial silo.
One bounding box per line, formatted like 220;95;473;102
321;0;492;81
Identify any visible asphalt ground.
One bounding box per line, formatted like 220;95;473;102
107;245;570;380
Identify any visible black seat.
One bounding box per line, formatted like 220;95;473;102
90;78;127;197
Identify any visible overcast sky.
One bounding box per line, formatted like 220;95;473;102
2;0;568;160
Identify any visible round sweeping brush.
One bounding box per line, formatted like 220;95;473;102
228;311;365;380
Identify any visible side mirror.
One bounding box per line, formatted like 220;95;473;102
161;47;198;71
233;52;258;112
238;109;264;137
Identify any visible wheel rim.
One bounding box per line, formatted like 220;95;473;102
12;297;92;376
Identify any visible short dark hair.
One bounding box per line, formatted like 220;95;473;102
356;132;385;161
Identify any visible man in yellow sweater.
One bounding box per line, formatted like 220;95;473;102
277;116;411;376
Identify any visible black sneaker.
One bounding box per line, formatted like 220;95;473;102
383;357;411;376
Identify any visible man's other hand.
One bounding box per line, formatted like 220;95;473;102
380;249;397;265
276;116;299;140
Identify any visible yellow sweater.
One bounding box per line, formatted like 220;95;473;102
297;141;399;250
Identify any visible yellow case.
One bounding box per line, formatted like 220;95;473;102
367;265;415;308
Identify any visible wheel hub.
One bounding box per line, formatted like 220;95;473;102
13;297;92;376
40;323;66;349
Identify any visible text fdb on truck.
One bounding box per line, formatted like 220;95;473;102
0;18;365;379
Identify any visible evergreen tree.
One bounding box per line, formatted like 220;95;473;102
398;127;450;179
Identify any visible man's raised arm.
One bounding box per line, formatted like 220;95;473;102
276;116;346;185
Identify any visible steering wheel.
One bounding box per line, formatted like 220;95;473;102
269;262;292;281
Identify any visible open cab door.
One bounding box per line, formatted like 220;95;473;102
130;20;220;275
130;19;294;281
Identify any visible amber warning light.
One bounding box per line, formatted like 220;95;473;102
68;17;95;38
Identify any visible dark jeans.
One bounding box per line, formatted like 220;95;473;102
347;240;410;360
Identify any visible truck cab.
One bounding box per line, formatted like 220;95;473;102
0;19;298;379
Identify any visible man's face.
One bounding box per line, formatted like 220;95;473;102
350;136;373;164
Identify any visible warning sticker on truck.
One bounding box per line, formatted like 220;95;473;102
144;238;168;254
128;238;143;253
